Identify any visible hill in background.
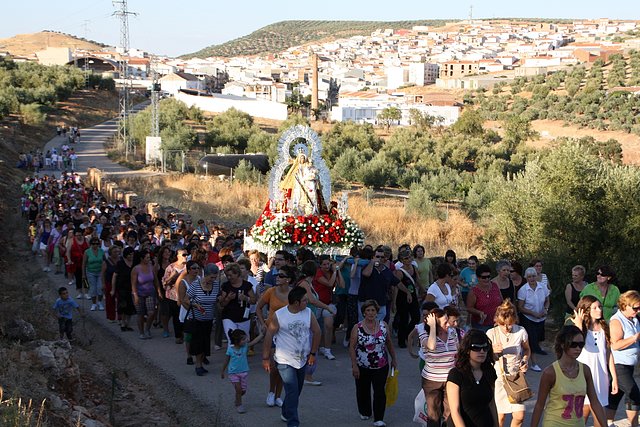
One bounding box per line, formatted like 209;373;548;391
182;19;450;58
0;30;106;57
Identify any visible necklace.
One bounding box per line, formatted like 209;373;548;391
559;362;579;378
472;368;483;384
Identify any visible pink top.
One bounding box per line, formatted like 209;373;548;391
471;282;503;326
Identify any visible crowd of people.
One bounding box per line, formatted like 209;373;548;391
27;169;640;427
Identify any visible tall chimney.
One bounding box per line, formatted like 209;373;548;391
311;53;319;115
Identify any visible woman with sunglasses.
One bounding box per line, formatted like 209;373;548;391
467;264;503;333
256;265;296;407
183;263;219;376
569;295;618;424
531;325;607;427
446;329;498;427
177;259;203;364
579;265;621;322
83;237;105;311
605;290;640;427
218;262;256;345
161;249;188;343
516;267;550;372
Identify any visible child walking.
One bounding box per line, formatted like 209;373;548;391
221;328;263;413
53;287;81;340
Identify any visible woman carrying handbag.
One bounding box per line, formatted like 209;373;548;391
486;300;532;427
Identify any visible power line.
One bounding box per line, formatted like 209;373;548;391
112;0;137;160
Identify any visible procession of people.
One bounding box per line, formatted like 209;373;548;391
23;128;640;427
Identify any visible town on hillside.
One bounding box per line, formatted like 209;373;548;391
6;19;640;126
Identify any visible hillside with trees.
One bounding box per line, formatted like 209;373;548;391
474;51;640;136
183;20;448;58
0;57;115;125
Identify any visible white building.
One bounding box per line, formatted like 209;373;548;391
175;92;287;121
330;92;460;126
159;72;204;95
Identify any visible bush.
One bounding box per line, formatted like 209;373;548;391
406;184;441;219
19;103;46;125
233;159;263;183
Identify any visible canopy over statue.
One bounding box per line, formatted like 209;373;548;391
245;125;364;255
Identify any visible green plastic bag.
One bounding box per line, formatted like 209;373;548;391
385;367;398;407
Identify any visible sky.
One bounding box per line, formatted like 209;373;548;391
2;0;638;57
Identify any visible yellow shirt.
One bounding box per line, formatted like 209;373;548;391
543;361;586;427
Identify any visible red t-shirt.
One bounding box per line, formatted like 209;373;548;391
313;269;333;305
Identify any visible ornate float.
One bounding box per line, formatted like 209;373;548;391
244;125;364;255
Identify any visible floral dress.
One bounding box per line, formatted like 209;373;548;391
355;321;389;369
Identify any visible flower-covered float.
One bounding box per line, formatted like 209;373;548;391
244;125;364;255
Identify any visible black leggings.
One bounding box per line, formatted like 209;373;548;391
166;299;183;338
355;365;389;422
607;363;640;411
74;267;83;291
396;291;419;348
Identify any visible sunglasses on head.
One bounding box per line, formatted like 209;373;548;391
470;343;488;352
569;341;585;349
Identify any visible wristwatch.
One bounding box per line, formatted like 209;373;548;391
309;352;316;356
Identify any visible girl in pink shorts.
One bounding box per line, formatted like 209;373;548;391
221;328;264;413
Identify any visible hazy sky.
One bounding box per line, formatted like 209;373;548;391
2;0;638;57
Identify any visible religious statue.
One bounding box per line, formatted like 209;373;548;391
279;148;327;216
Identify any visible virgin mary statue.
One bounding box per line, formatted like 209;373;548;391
279;150;327;216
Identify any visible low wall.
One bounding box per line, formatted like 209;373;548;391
86;167;189;220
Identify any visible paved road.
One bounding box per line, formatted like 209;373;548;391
36;111;635;426
42;102;160;178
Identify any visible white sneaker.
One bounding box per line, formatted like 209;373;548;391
323;348;336;360
304;379;322;386
359;414;370;420
76;293;82;299
275;398;283;407
266;392;275;407
530;364;542;372
98;302;104;311
85;294;91;300
90;304;97;311
319;346;326;354
373;421;386;427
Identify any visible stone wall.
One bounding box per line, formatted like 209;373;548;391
85;168;189;221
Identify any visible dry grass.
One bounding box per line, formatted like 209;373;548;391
347;194;483;255
0;387;46;427
118;175;266;226
118;175;484;256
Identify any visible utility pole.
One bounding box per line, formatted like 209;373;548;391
150;55;160;138
112;0;136;160
82;20;91;88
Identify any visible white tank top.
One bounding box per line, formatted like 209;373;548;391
178;278;192;322
274;306;312;369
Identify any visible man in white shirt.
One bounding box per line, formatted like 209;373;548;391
263;286;321;427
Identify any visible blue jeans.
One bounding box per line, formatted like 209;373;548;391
277;363;307;427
